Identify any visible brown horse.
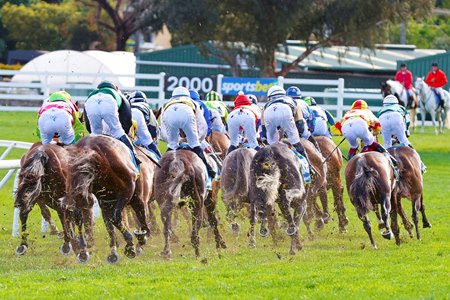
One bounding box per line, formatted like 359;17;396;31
388;146;431;242
249;143;307;255
154;149;226;259
315;136;349;232
220;148;257;234
345;152;399;249
65;135;153;263
207;130;230;160
15;142;73;255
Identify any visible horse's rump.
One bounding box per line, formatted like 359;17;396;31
388;146;422;198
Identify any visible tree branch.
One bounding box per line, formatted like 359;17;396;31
276;41;325;77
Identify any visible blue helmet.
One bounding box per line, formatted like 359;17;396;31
248;94;258;105
127;90;147;103
286;86;302;99
189;89;200;101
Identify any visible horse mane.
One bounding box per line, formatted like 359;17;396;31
254;147;281;207
15;148;49;211
349;156;377;216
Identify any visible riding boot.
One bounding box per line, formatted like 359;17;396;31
348;148;357;160
146;142;162;158
293;142;318;175
308;135;321;153
227;145;237;155
192;146;216;178
373;142;398;167
439;99;444;109
119;134;142;165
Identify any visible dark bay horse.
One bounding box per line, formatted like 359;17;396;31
345;152;399;249
315;136;348;232
220;148;257;234
249;143;307;255
65;135;153;263
388;146;431;241
154;149;226;259
15;142;73;255
207;130;230;160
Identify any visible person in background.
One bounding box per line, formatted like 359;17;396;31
425;62;448;109
204;90;228;133
395;63;414;105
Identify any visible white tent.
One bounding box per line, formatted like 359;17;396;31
11;50;136;88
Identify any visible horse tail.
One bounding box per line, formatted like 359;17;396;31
223;150;252;201
167;155;189;198
254;147;280;207
67;148;99;207
16;148;49;211
349;156;377;216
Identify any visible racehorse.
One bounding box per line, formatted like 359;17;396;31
15;143;74;255
388;146;431;242
153;149;226;259
220;148;257;234
249;143;307;255
414;78;450;134
381;80;418;131
315;136;349;232
206;130;230;160
345;152;399;249
65;135;153;263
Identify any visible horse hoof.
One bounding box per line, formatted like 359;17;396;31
125;246;136;259
230;223;241;235
315;219;325;231
15;245;27;256
107;253;120;264
423;222;432;229
339;227;348;233
56;232;65;239
77;252;90;264
372;245;378;250
219;240;227;249
259;227;270;237
134;229;147;236
159;250;172;259
285;226;297;236
378;223;386;230
289;249;296;255
322;213;331;224
381;230;394;240
60;243;72;255
136;247;143;256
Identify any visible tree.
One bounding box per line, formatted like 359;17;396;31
161;0;434;77
80;0;164;51
1;1;100;51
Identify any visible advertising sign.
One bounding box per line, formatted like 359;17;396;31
221;77;278;96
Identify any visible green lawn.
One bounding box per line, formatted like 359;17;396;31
0;112;449;299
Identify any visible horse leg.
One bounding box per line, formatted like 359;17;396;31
56;208;72;255
159;199;174;258
130;197;151;250
332;182;348;232
397;197;414;238
102;207;120;264
419;194;432;228
38;202;58;235
412;195;421;240
301;188;315;238
359;214;377;249
110;203;136;259
290;198;307;255
226;199;241;234
148;201;161;236
380;194;394;240
374;204;386;229
409;108;416;132
318;186;331;224
15;209;31;255
390;192;401;246
249;203;257;248
430;110;438;135
190;201;202;258
81;207;95;248
278;190;297;239
204;193;227;251
420;108;426;133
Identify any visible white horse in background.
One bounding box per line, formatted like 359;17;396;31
381;79;419;131
414;78;450;134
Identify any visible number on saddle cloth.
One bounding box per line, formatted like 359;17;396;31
290;147;311;184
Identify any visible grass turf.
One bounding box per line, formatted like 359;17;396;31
0;111;449;299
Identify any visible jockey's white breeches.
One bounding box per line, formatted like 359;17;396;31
38;108;74;145
264;103;300;145
85;93;125;139
131;108;153;147
379;111;409;148
161;103;200;150
313;117;331;138
342;117;374;149
227;108;258;149
210;109;226;133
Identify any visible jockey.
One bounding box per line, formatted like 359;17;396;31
261;85;316;172
189;89;213;136
37;91;85;145
377;95;411;148
85;80;141;165
395;63;414;103
285;86;321;151
332;100;397;165
303;96;331;138
226;92;261;154
204;90;228;133
127;90;162;158
161;86;215;178
425;62;448;109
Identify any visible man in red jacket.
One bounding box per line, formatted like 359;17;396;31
395;63;414;103
425;62;448;109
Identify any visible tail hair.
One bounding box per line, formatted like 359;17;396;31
349;157;377;216
16;149;49;211
167;156;189;198
254;148;281;207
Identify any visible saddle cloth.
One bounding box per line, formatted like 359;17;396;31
289;147;312;184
